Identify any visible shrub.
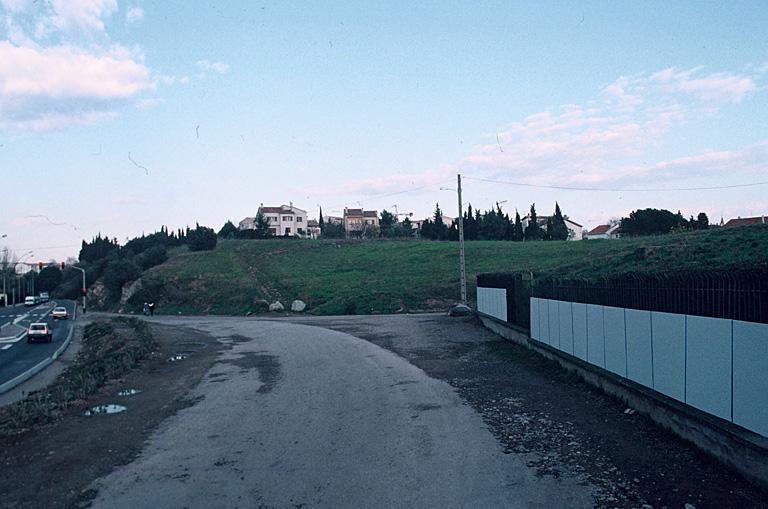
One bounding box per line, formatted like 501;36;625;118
187;225;218;251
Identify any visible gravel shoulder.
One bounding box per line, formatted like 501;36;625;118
0;322;224;509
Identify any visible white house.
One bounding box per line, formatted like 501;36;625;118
521;215;584;240
587;223;621;239
240;204;308;237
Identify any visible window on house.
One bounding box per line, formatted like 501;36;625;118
283;215;292;221
297;217;303;223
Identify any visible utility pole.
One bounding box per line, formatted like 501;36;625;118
457;173;467;305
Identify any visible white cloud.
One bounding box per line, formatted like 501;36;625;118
0;41;152;99
196;59;230;75
44;0;117;35
0;41;153;131
459;66;762;187
126;6;143;25
0;110;115;132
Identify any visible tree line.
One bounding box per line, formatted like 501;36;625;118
619;209;709;236
416;202;571;241
71;224;217;304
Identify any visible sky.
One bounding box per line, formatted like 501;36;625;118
1;0;767;262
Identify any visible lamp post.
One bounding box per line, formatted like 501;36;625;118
1;247;7;307
69;266;87;314
13;252;33;305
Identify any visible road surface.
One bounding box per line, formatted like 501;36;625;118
0;300;76;391
86;317;594;508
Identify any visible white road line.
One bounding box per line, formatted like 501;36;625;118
1;345;11;350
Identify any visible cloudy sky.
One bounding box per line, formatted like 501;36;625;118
1;1;767;261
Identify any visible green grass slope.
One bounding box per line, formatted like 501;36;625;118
132;225;768;315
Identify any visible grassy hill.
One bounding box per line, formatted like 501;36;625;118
129;225;768;315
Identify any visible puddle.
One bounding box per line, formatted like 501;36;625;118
118;389;142;396
84;404;127;416
167;354;187;362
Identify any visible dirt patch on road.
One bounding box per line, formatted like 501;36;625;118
0;322;223;509
283;314;768;509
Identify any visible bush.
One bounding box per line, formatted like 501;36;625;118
187;225;218;251
102;258;142;300
139;245;168;270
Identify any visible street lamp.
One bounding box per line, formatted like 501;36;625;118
68;265;87;314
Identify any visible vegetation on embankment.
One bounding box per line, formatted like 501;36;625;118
0;318;155;436
125;225;768;316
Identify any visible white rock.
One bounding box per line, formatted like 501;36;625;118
290;300;306;312
269;301;284;312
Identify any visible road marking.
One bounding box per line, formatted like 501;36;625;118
1;345;11;350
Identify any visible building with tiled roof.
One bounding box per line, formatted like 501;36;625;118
240;203;308;237
343;207;379;237
723;215;767;228
587;223;621;239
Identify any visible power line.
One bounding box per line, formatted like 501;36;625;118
463;176;768;192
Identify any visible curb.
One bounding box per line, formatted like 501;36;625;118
0;328;26;343
0;314;76;396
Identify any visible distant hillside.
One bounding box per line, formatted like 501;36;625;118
124;225;768;316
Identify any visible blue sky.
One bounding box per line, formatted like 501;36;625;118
1;1;767;261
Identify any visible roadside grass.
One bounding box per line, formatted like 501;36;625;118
0;318;155;436
133;225;768;316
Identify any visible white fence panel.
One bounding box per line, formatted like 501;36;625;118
530;298;541;340
548;299;559;348
733;320;768;437
625;309;653;388
572;303;588;361
651;311;686;402
558;301;574;355
586;304;605;368
540;298;551;344
477;287;507;322
686;315;732;421
603;306;627;377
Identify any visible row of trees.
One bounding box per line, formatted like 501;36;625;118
73;224;217;304
418;202;572;241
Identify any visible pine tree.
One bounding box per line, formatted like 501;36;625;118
319;207;325;232
254;210;271;238
524;204;543;241
548;202;569;240
513;210;524;241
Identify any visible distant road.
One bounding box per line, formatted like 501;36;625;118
0;300;76;391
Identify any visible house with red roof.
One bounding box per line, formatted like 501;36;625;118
587;223;621;239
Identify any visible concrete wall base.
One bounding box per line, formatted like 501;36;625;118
478;313;768;492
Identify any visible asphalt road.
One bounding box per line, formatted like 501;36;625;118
87;317;594;508
0;300;76;389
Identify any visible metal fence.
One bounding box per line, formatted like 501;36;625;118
530;271;768;325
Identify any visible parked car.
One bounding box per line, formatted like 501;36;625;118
24;296;37;306
52;307;69;320
27;323;52;343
